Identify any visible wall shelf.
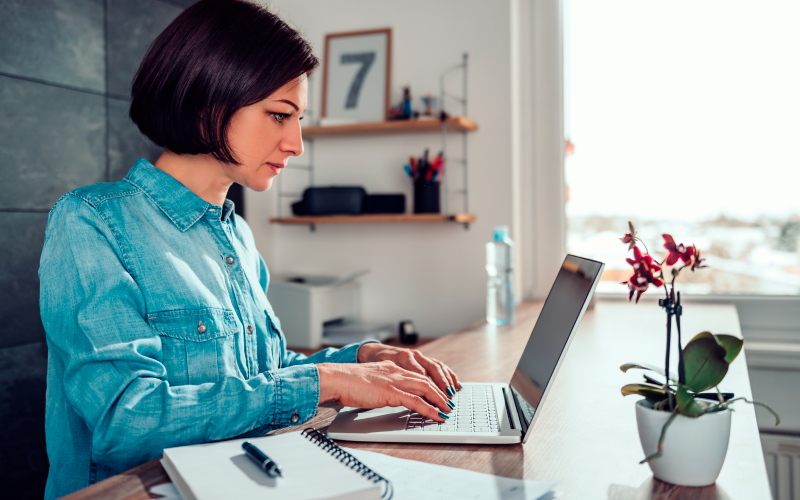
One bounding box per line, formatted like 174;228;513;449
300;116;478;139
271;213;476;228
276;54;474;230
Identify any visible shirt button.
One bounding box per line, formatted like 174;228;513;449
290;410;300;423
226;256;234;265
197;321;206;333
246;325;253;334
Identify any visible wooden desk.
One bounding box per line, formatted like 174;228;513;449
64;300;771;500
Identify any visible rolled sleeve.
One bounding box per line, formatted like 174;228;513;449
268;364;319;426
282;340;380;367
341;340;379;363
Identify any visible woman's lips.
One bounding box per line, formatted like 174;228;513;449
266;162;284;175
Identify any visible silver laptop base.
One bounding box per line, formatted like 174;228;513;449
327;383;522;444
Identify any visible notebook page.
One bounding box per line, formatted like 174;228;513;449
346;448;557;500
163;432;380;500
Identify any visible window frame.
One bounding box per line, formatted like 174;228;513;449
513;0;800;348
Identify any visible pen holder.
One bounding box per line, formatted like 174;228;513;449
413;180;440;214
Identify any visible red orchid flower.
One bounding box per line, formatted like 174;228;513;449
621;233;635;250
622;246;664;302
622;269;665;303
622;277;645;303
620;221;637;250
626;246;661;274
691;247;707;272
621;224;710;302
663;234;695;266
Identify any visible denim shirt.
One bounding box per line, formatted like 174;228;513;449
39;159;368;499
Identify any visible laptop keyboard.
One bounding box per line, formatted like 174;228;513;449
405;385;500;433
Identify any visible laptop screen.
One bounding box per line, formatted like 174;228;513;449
508;254;603;435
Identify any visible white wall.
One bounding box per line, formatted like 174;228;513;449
247;0;516;337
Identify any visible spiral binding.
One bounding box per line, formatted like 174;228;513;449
301;428;394;500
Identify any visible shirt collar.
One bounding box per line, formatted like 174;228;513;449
124;159;235;231
221;199;236;222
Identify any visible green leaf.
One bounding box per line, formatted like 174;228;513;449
676;385;705;417
714;334;744;364
682;332;729;392
621;383;668;402
620;362;678;383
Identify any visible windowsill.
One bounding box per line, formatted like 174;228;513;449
596;292;800;302
596;293;800;370
744;341;800;370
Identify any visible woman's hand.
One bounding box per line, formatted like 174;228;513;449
356;343;461;396
316;361;453;422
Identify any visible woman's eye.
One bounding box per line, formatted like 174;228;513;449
272;113;289;123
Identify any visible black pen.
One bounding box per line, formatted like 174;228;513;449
242;441;283;478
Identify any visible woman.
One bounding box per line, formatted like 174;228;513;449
39;1;459;498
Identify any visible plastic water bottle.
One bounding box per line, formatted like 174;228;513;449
486;226;515;325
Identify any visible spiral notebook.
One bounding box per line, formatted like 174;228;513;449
161;429;390;500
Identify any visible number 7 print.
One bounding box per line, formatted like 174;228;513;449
340;52;376;109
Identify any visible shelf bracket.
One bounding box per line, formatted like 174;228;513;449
440;53;469;217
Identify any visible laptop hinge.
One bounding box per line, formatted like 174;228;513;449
501;387;516;430
509;387;530;436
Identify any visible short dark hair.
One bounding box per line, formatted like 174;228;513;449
129;0;318;164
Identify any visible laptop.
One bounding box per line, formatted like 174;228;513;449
327;254;604;444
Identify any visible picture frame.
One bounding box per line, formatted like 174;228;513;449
322;28;392;123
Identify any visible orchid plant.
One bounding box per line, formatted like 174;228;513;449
617;222;779;463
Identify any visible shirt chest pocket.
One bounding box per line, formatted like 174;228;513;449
147;308;241;386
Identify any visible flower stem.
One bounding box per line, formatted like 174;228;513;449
676;291;685;384
665;301;673;411
638;238;651;256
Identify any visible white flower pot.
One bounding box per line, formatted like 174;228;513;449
635;399;732;486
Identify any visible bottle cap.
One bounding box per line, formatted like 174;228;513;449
493;226;509;242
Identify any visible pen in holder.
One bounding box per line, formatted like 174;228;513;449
406;149;444;214
413;179;440;214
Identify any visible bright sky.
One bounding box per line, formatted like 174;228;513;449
565;0;800;222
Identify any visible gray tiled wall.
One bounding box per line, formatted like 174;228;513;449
107;0;181;96
108;94;163;181
0;213;49;348
0;76;106;209
0;1;190;497
0;0;105;91
0;342;49;499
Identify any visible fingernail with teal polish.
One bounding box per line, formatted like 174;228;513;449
447;400;455;409
450;385;456;394
446;387;454;397
438;412;450;420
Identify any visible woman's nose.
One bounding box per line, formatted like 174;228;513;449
281;120;304;157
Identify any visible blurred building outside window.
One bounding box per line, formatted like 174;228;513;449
564;0;800;296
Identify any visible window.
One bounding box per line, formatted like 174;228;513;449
564;0;800;295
